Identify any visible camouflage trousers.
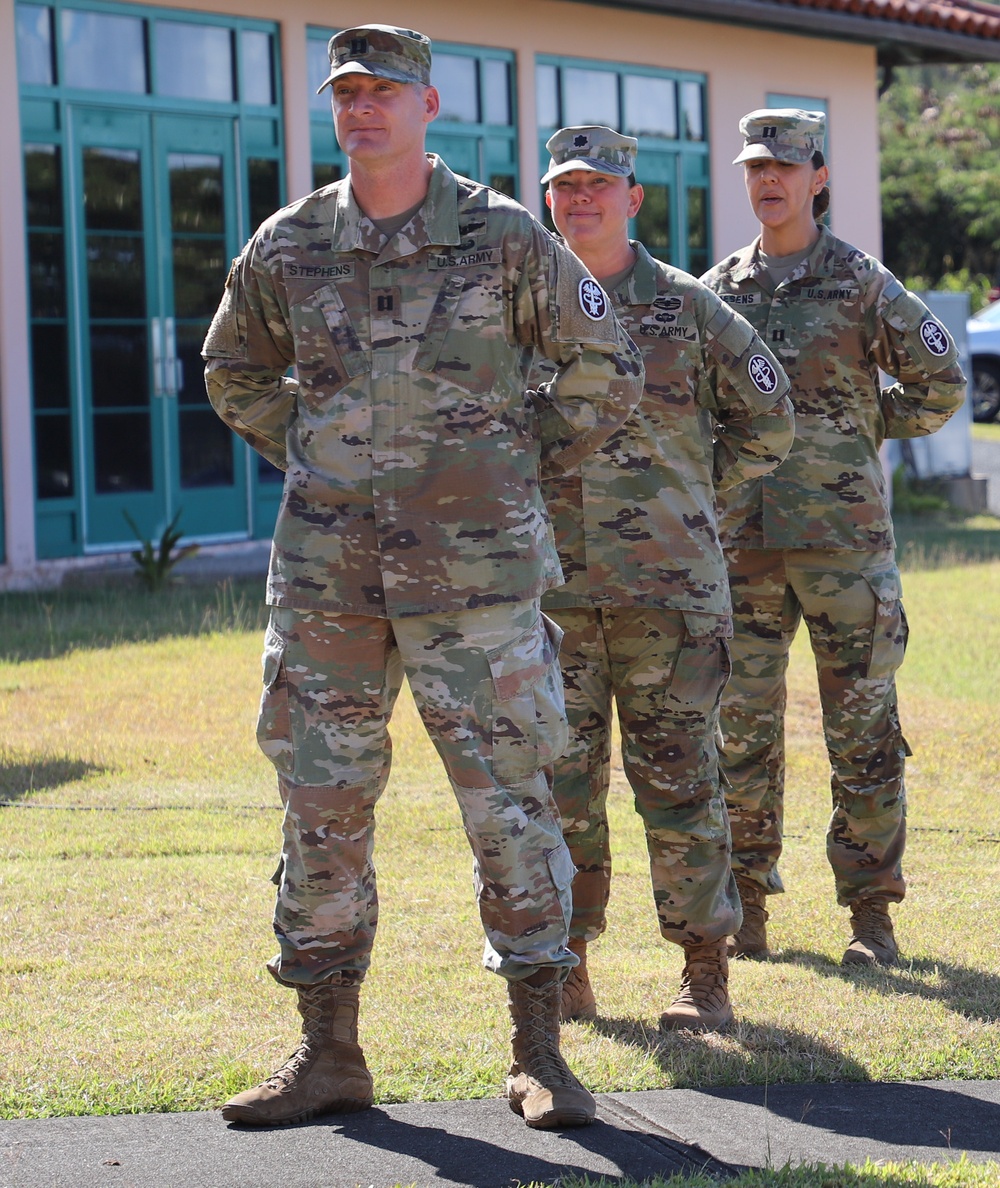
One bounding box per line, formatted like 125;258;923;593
547;606;740;947
721;547;908;905
256;600;577;987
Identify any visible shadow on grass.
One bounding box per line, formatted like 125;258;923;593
776;947;1000;1026
0;756;107;802
0;578;267;663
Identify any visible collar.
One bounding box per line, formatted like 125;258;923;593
329;154;463;256
621;240;659;305
731;224;838;285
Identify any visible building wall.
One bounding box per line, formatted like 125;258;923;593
2;0;882;584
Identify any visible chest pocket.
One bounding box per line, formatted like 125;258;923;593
414;271;503;396
289;282;369;410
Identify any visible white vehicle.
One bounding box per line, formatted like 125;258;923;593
968;301;1000;422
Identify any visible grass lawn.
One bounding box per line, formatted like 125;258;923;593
1;519;999;1167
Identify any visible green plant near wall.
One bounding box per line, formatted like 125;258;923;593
122;510;200;592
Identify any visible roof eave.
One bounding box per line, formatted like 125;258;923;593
589;0;1000;64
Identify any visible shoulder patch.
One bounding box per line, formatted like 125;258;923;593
578;277;609;322
920;318;950;357
748;354;780;395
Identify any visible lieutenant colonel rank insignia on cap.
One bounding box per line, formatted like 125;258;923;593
920;318;949;356
579;277;609;321
748;354;779;394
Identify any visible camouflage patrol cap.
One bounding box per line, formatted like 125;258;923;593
733;109;826;165
316;24;432;94
540;126;638;184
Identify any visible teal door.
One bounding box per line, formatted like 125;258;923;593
69;106;244;548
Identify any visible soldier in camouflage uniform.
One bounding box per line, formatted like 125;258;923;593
202;26;644;1130
701;110;965;966
535;126;794;1031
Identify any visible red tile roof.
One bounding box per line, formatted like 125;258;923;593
783;0;1000;41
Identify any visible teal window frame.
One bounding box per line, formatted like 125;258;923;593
306;29;519;197
536;55;711;273
16;0;286;558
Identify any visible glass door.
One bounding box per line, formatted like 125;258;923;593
68;105;244;548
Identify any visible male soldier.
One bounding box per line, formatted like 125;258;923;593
535;126;793;1030
202;29;643;1129
701;109;965;964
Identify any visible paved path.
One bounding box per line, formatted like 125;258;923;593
5;1081;1000;1188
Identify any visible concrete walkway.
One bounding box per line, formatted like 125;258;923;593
5;1081;1000;1188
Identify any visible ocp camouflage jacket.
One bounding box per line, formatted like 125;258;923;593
203;155;644;617
701;226;966;551
537;242;794;617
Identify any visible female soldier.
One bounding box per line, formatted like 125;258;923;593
701;109;965;965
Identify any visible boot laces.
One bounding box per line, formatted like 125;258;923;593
261;1043;315;1092
851;900;891;942
519;983;576;1087
675;947;727;1009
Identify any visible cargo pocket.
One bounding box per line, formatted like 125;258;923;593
663;612;732;719
256;623;293;775
861;566;908;680
545;841;577;930
486;614;568;786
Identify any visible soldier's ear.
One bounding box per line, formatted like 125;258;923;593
545;188;553;210
628;183;644;219
423;85;440;123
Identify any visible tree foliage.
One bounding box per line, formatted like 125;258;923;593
879;60;1000;288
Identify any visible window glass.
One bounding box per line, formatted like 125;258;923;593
24;143;62;228
535;63;559;128
482;59;510;126
156;21;233;103
62;9;146;93
563;68;618;129
634;182;671;255
93;410;152;493
31;324;70;410
308;36;332;112
83;148;142;232
624;75;677;140
248;158;281;230
241;30;273;106
687;186;708;275
35;413;74;499
312;162;341;191
435;54;478;124
17;4;54;87
28;231;65;318
680;81;704;141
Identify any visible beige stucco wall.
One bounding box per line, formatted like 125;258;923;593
1;0;882;578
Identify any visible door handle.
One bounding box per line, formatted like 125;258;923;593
151;317;165;397
164;317;179;397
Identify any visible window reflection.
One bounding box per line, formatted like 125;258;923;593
435;54;478;123
17;5;55;87
25;144;63;226
687;186;708;275
93;411;152;493
248;158;281;229
35;414;75;499
83;148;142;231
62;10;146;93
681;81;704;141
536;63;559;128
624;76;677;140
241;29;273;105
308;36;333;112
169;154;223;233
635;183;671;255
482;59;510;126
156;21;234;103
563;68;618;129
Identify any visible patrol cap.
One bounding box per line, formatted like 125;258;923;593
733;108;826;165
316;24;432;94
540;126;638;184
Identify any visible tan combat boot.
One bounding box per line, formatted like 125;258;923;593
221;983;374;1125
659;939;733;1032
842;898;899;967
560;939;597;1023
726;876;770;959
506;969;597;1129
